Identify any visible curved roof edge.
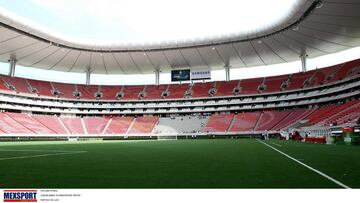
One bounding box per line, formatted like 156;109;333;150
0;0;319;52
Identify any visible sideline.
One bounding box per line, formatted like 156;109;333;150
256;139;351;189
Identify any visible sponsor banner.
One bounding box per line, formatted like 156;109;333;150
190;69;211;80
171;69;190;82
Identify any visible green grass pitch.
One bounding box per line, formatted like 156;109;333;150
0;139;359;188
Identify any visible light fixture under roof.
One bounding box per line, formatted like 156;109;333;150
316;1;323;9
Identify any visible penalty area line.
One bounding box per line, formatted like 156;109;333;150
0;151;87;161
256;139;351;189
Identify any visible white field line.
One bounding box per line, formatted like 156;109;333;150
270;142;282;147
0;149;86;153
256;139;351;189
0;151;87;161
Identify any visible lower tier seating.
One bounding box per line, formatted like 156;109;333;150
0;99;359;135
127;116;159;134
203;114;234;132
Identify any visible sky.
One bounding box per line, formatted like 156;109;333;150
0;0;300;44
0;0;359;85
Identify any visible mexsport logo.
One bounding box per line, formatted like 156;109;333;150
3;190;37;202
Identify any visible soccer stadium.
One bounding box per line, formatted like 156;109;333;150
0;0;360;191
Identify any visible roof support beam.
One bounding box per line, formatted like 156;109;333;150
155;69;161;85
85;67;92;86
300;53;308;72
225;65;231;81
8;56;16;77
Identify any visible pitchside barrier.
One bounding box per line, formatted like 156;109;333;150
2;127;357;142
0;131;274;142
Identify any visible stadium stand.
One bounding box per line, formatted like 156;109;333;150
287;71;314;90
83;117;109;134
192;82;215;97
229;112;261;132
239;78;263;94
5;112;54;134
203;113;234;132
100;85;122;100
27;79;54;97
32;115;69;134
0;75;32;94
128;116;159;134
144;85;168;99
52;82;76;99
255;111;291;131
121;85;144;100
214;80;238;96
154;115;208;134
61;117;86;134
263;75;289;93
166;83;189;99
0;58;359;101
104;117;134;134
0;112;34;134
77;85;99;100
310;64;341;86
332;59;360;82
273;109;314;130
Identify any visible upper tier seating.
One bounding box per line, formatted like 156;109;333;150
121;85;144;100
310;64;341;86
5;112;54;134
77;85;99;100
0;77;13;93
0;75;32;94
128;116;159;134
0;58;359;101
203;113;234;132
104;117;134;134
263;75;289;93
229;112;260;132
287;71;314;90
100;85;122;100
214;80;238;96
52;82;76;99
27;79;54;97
331;59;360;82
144;85;168;99
166;83;189;99
239;78;263;94
192;82;215;98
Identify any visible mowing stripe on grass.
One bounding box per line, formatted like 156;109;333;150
256;139;351;189
0;151;87;161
